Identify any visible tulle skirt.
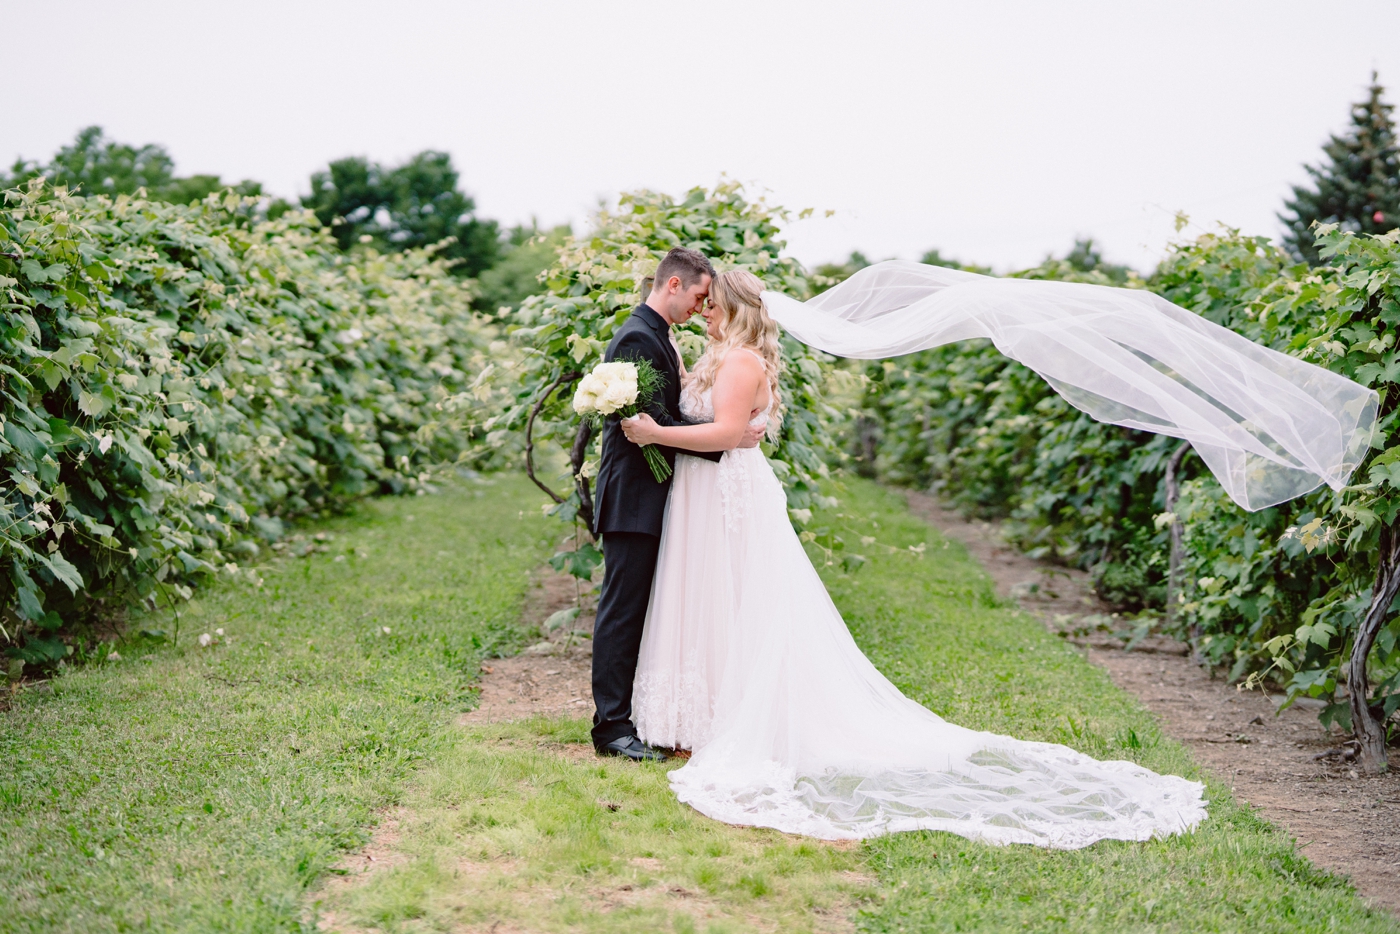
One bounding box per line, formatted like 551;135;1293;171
633;449;1207;847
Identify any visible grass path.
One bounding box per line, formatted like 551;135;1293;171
0;474;1395;932
0;475;552;933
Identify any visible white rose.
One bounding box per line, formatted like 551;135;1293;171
602;379;636;410
579;361;641;415
595;361;633;383
572;382;598;414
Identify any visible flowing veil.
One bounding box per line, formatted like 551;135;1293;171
641;260;1377;846
764;261;1378;511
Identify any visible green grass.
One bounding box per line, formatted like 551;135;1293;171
0;474;554;933
325;716;869;932
0;473;1394;933
820;480;1393;933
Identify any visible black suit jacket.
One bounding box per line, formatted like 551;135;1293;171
591;304;721;537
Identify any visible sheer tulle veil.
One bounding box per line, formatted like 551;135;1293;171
764;261;1378;510
634;260;1375;846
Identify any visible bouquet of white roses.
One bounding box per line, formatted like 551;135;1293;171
573;358;672;482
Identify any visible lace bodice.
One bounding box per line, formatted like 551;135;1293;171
676;360;772;535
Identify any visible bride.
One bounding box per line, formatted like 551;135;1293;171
618;270;1209;847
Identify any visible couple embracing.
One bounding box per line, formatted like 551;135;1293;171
584;247;1208;846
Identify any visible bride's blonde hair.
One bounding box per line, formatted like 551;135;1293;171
689;270;784;439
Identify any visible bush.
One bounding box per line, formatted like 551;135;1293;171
1170;226;1400;745
494;182;842;536
0;181;497;666
857;256;1175;605
862;221;1400;743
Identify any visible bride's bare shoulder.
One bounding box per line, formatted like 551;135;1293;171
715;346;765;380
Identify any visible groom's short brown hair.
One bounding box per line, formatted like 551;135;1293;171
652;247;715;291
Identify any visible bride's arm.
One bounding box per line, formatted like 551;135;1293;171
621;352;764;452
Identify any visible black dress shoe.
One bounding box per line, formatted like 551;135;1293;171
597;735;669;762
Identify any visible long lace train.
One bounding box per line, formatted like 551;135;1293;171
634;382;1206;846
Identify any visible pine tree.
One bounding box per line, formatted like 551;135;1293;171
1281;72;1400;264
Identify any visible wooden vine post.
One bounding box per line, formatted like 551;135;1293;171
523;369;578;505
570;419;596;534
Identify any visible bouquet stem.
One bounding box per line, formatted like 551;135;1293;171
640;442;672;483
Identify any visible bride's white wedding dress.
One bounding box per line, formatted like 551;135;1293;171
632;359;1207;848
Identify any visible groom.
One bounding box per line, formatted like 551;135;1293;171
590;247;763;761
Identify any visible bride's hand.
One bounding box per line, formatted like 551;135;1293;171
621;412;661;445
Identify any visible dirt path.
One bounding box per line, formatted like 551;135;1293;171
461;564;596;726
902;490;1400;915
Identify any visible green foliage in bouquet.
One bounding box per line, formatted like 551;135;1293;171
492;181;840;559
572;358;672;482
0;180;500;669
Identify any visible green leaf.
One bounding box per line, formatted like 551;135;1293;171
549;542;603;581
4;421;46;461
542;606;580;634
15;636;66;664
546;494;580;524
47;417;74;445
41;552;84;595
1368;460;1400;487
12;567;43;622
77;389;110;417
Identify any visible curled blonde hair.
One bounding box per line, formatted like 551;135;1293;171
689;270;784;438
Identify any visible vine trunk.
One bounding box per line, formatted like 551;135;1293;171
1352;520;1400;774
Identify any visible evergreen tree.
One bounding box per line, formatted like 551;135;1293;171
1281;72;1400;264
1062;237;1132;283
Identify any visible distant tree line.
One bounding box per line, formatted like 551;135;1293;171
1;128;569;314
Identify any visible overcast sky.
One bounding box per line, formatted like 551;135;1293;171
5;1;1398;272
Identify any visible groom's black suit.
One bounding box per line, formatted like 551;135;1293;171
591;303;721;750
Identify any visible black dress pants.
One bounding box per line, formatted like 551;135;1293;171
591;531;661;749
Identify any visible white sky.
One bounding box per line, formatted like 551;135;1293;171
4;1;1398;273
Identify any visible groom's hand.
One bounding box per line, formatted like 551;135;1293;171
737;421;765;449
